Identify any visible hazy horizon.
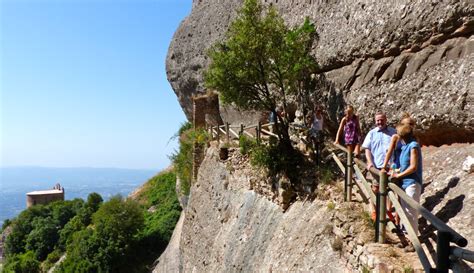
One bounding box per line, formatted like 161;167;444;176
0;166;159;224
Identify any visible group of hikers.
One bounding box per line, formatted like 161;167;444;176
268;104;423;242
333;105;422;238
283;104;422;250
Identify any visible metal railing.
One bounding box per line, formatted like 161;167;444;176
329;142;472;273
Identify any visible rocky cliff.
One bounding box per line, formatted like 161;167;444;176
166;0;473;145
160;1;474;272
154;143;473;272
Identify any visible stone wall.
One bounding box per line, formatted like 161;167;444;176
26;191;64;208
192;93;222;180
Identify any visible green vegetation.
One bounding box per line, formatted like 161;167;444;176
239;134;304;183
205;0;319;146
319;166;335;185
205;0;318;184
170;122;209;195
239;135;257;155
361;265;371;273
3;170;182;273
58;196;144;272
327;201;335;210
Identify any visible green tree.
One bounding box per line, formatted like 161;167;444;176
3;251;40;273
204;0;319;145
58;196;144;273
5;205;49;255
25;217;58;260
86;192;103;212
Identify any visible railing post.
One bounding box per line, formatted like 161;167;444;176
436;231;451;273
257;121;261;145
346;150;353;202
378;171;387;243
225;122;230;142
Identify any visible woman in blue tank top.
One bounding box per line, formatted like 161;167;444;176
391;123;423;235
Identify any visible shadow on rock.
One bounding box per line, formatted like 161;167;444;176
419;193;465;260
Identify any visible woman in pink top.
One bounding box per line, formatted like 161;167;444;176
334;105;361;156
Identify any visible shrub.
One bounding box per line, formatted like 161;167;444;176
327;201;335;210
58;197;145;273
3;251;40;273
42;248;63;272
239;134;257;155
170;123;209;195
247;140;304;184
319;166;335;185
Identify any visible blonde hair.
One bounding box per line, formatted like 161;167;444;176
400;112;416;128
345;105;354;117
396;123;414;141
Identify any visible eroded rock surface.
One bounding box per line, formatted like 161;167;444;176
167;0;473;145
155;143;474;272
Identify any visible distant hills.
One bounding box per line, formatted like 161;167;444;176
0;166;159;225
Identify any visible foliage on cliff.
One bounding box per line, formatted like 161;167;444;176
204;0;319;144
170;122;209;195
2;170;181;273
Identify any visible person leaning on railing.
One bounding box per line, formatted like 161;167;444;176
361;111;398;221
380;113;417;226
389;122;423;236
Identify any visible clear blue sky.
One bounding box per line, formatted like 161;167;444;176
0;0;192;170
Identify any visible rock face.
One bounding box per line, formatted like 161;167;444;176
155;146;347;272
154;143;474;272
166;0;474;145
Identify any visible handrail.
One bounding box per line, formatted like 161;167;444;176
451;246;474;263
388;183;468;247
329;141;472;272
208;123;471;270
388;191;432;273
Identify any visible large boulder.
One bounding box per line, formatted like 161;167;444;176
167;0;474;145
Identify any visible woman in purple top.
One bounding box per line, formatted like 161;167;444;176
334;105;361;156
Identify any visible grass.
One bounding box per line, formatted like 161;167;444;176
319;166;335;185
361;265;371;273
360;210;374;229
170;123;209;195
387;247;399;258
327;201;335;210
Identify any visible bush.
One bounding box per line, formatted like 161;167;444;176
3;251;40;273
42;248;63;272
131;171;182;271
170;123;209;195
2;218;11;232
244;139;304;184
239;135;257;155
319;166;335;185
58;196;144;273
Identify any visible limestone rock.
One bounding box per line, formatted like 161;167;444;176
167;1;473;133
462;155;474;173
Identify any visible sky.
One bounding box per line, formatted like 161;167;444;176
0;0;192;170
